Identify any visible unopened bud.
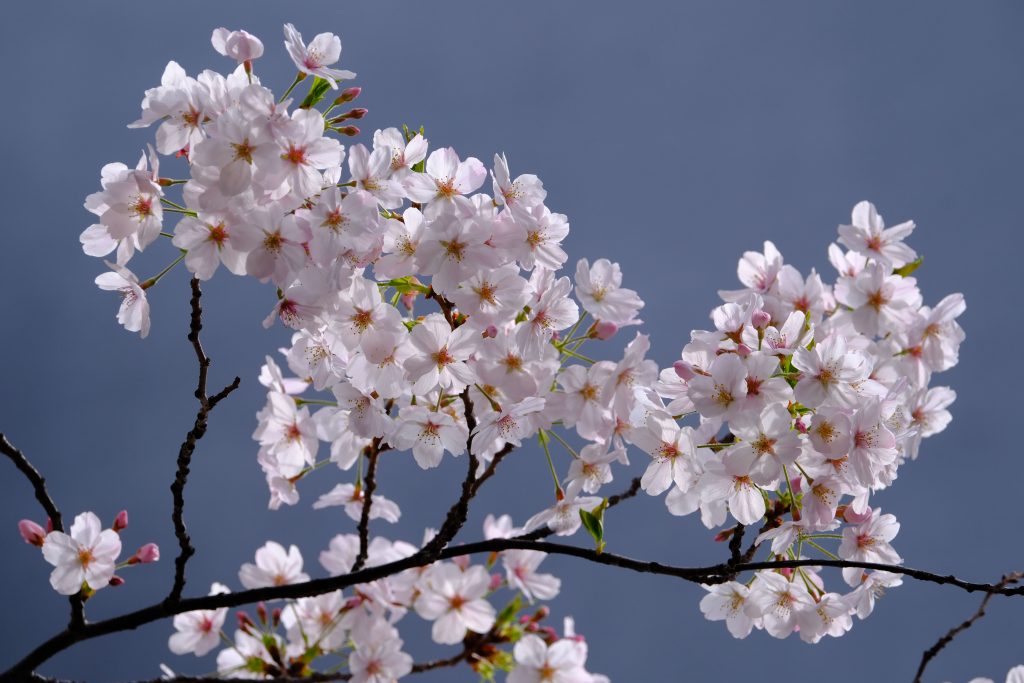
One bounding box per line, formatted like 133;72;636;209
794;417;808;434
779;567;794;579
272;608;282;628
488;573;503;591
790;477;803;494
128;543;160;564
735;343;752;358
713;528;735;543
109;575;125;587
18;520;46;547
591;321;618;340
46;518;54;533
343;107;368;120
843;506;873;525
400;291;417;312
333;86;361;105
539;626;558;642
113;510;129;532
533;605;550;621
551;330;561;342
751;309;771;329
256;601;268;625
673;360;696;381
482;325;498;339
333;125;360;137
237;611;255;632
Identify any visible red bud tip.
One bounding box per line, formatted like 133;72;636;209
592;321;618;340
751;309;771;329
488;573;503;591
18;520;46;547
113;510;129;532
109;575;125;587
333;87;361;105
256;602;268;625
129;543;160;564
335;125;360;136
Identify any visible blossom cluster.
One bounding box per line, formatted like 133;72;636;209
63;21;967;680
19;510;159;596
166;517;604;682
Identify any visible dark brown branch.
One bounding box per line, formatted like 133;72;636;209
420;389;480;557
425;287;456;329
167;278;241;605
912;571;1024;683
726;523;745;567
9;531;1024;681
351;442;381;572
0;435;85;629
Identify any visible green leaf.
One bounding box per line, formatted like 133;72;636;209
893;256;923;277
300;77;333;110
496;595;523;627
579;509;604;553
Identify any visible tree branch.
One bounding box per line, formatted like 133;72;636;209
351;441;381;572
0;435;85;629
12;527;1024;681
912;571;1024;683
166;278;241;605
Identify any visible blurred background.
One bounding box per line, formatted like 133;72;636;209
1;2;1022;681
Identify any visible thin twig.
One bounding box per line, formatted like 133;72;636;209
0;435;85;629
351;442;381;572
167;278;241;605
912;571;1024;683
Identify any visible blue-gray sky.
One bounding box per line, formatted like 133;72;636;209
1;2;1022;681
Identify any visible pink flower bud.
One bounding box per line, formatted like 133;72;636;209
735;343;752;358
109;575;125;587
272;608;282;628
46;518;53;533
794;418;808;434
843;507;873;524
113;510;129;532
482;325;498;339
333;86;361;105
344;597;363;610
751;309;771;329
592;321;618;340
673;360;696;381
345;107;368;120
334;125;360;137
779;567;794;579
128;543;160;564
18;520;46;547
237;611;254;632
539;626;558;642
400;291;417;312
256;602;268;625
519;615;531;625
551;330;561;342
790;477;803;494
488;572;503;591
533;605;550;620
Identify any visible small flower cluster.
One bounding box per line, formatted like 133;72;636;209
166;516;605;682
19;510;158;597
67;21;968;680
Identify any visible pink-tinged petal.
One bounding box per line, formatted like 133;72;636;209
49;562;85;595
431;610;466;644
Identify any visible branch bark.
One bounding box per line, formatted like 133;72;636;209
912;571;1023;683
167;278;240;605
0;435;85;629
